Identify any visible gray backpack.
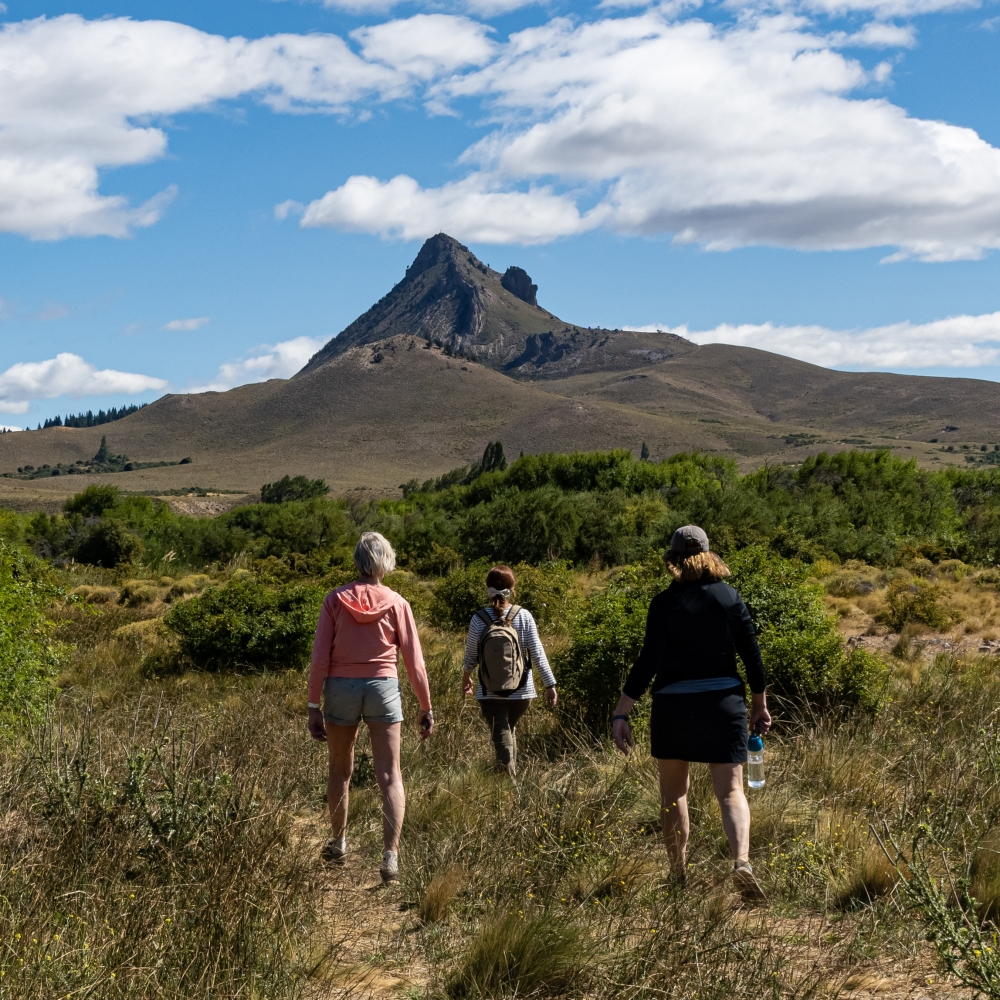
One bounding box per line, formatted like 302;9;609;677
476;605;526;697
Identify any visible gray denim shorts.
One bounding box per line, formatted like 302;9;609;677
323;677;404;726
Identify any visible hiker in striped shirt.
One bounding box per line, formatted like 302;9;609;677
462;565;557;777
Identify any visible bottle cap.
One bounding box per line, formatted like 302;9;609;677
748;733;764;752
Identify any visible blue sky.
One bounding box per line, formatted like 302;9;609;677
1;0;1000;427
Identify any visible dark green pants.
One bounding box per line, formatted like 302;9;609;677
479;699;531;775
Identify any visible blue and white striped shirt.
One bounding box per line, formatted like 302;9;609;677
462;606;557;701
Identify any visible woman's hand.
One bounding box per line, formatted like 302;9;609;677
612;717;634;755
308;706;327;742
545;685;558;708
419;709;435;740
462;672;475;697
610;692;637;755
749;692;772;735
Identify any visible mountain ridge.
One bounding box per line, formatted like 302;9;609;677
299;233;694;379
0;233;997;508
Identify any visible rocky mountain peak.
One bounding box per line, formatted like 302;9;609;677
296;232;692;379
404;233;491;282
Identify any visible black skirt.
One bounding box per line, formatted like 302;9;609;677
649;685;748;764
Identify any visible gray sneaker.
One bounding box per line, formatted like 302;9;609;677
321;840;347;866
733;861;766;901
380;851;399;883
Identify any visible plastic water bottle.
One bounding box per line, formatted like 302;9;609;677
747;733;765;789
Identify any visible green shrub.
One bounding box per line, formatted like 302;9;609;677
260;475;330;504
429;560;492;631
63;484;122;517
75;519;143;568
556;563;657;730
880;576;951;631
727;546;888;713
163;577;323;670
0;545;66;718
383;570;434;622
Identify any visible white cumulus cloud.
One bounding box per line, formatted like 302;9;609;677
300;174;601;243
299;11;1000;259
0;14;408;240
627;311;1000;370
190;336;325;393
10;9;1000;260
0;353;167;414
164;317;211;331
351;15;496;77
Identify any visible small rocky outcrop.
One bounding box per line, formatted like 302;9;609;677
501;267;538;307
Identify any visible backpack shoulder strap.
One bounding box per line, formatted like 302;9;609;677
505;604;522;623
475;608;496;630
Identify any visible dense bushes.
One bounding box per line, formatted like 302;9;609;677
0;546;65;717
75;519;143;567
726;547;887;713
260;475;329;504
28;447;1000;575
28;493;357;570
385;447;1000;569
163;577;323;670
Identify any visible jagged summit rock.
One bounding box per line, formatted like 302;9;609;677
297;233;692;379
501;266;537;306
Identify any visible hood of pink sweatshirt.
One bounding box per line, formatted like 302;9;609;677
338;586;399;623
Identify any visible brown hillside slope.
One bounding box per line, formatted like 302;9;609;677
0;335;995;509
558;344;1000;441
0;339;743;505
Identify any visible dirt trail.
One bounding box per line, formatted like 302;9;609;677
300;820;430;999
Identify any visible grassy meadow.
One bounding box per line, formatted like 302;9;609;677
6;449;1000;997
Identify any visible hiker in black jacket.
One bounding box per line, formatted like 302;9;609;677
610;525;771;899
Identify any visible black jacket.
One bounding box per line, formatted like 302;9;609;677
622;579;766;699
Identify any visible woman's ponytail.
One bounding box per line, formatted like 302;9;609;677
485;565;517;611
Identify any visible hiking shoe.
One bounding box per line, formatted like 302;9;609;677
733;861;766;902
321;839;347;866
380;850;399;884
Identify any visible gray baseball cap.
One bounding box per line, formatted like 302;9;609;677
669;524;709;555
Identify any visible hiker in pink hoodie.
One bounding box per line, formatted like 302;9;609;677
307;531;434;883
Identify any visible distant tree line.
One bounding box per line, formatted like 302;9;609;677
37;403;147;430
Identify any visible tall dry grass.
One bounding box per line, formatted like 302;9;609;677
10;586;1000;996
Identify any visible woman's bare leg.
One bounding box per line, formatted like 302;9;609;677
657;759;690;874
710;763;750;862
327;722;360;839
368;721;404;852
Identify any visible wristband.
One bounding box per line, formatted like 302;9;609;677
307;702;321;710
612;714;630;722
422;708;435;718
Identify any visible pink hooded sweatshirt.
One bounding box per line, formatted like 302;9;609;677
308;582;431;711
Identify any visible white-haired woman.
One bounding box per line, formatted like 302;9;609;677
307;531;434;883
